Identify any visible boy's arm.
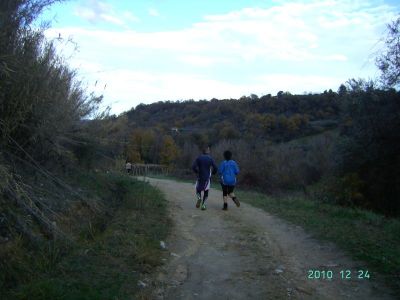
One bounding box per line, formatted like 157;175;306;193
218;161;225;175
234;161;239;175
211;159;218;175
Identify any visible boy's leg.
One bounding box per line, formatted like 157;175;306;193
195;180;202;208
221;184;228;210
228;186;240;207
201;190;208;210
223;196;228;210
201;179;211;210
196;192;202;208
203;190;209;203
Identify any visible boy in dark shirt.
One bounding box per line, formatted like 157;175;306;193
192;145;218;210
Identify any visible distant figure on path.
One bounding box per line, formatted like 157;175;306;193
218;150;240;210
192;145;218;210
125;161;132;175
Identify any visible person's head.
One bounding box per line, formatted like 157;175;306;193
223;150;232;160
202;145;211;154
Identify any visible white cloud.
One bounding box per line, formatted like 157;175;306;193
99;14;124;26
76;70;346;114
257;74;344;94
325;54;348;61
74;0;139;26
148;8;160;17
91;70;254;106
123;11;140;22
48;0;398;114
178;55;235;67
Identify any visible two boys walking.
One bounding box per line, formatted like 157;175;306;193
192;146;240;211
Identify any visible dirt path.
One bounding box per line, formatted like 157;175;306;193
146;178;393;300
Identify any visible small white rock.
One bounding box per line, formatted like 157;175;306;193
137;280;147;288
171;252;180;257
160;241;166;249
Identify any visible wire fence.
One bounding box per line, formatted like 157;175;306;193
127;163;169;177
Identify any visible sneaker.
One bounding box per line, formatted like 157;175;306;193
201;203;207;210
222;203;228;210
232;197;240;207
196;194;201;208
196;199;201;208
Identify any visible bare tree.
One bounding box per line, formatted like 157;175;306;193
376;16;400;87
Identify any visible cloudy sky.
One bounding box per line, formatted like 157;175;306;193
41;0;399;114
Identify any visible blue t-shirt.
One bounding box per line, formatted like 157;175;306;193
218;160;239;186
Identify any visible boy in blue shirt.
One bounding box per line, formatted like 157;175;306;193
218;150;240;210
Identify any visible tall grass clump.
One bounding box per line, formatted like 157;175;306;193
0;0;117;294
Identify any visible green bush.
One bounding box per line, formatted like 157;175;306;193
337;81;400;215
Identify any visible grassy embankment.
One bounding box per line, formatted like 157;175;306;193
2;172;170;300
148;173;400;293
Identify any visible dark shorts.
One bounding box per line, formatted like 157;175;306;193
221;184;235;196
196;179;211;193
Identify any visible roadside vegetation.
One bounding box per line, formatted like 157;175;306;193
0;1;170;299
2;171;169;299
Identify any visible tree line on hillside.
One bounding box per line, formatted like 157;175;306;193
124;89;340;143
